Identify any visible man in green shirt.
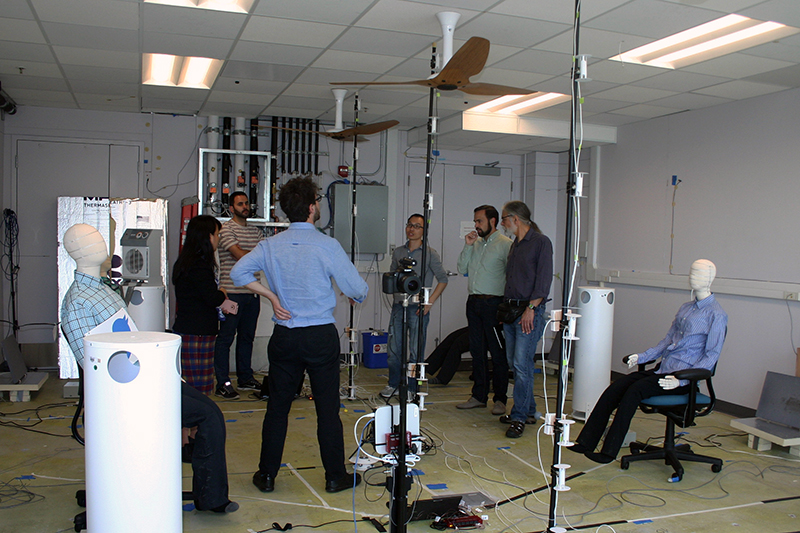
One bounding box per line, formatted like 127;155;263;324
456;205;513;415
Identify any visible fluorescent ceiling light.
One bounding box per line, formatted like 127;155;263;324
611;14;799;69
467;93;570;115
143;0;254;14
143;54;222;89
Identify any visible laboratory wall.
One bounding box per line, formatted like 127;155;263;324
589;87;800;410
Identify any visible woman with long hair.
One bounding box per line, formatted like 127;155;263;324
173;215;237;394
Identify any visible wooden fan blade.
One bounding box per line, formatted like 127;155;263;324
439;36;490;81
460;83;535;96
352;120;399;136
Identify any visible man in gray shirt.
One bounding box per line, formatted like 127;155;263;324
381;214;448;399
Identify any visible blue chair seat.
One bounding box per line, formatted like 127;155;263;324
642;393;711;407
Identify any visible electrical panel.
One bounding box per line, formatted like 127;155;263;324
331;183;388;255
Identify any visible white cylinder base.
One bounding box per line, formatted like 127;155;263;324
125;285;166;332
84;331;182;533
573;287;615;421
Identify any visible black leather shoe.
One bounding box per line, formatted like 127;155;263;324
252;471;275;493
325;472;361;493
506;420;525;438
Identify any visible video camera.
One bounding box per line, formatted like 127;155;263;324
382;258;421;295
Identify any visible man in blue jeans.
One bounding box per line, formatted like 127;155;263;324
214;192;264;399
499;201;553;438
381;214;448;399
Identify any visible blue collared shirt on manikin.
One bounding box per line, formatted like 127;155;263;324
638;293;728;384
230;222;368;328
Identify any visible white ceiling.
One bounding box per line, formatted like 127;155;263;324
2;0;800;153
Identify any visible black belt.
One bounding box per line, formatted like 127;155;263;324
469;294;502;300
504;299;529;306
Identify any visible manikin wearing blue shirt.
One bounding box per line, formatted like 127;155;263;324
570;259;727;464
231;176;368;495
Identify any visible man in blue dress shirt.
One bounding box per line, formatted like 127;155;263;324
570;259;727;463
231;176;368;494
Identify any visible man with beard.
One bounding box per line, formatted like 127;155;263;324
214;191;265;399
231;176;368;494
499;201;553;438
456;205;512;415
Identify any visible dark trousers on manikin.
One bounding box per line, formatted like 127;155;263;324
467;295;508;405
181;381;229;510
258;323;346;481
576;369;690;457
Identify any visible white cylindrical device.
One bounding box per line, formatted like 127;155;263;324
125;285;166;332
436;12;461;67
234;116;247;189
84;331;182;533
572;287;615;421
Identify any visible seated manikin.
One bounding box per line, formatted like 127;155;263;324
59;223;238;514
569;259;728;464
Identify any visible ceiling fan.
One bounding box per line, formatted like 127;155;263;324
259;89;398;141
331;12;535;97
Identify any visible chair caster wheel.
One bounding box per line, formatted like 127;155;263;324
75;489;86;507
620;459;629;470
711;464;722;473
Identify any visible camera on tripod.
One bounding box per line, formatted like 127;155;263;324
382;258;421;295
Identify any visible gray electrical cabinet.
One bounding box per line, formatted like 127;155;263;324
331;183;388;255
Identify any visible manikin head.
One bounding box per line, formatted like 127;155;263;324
63;224;108;278
689;259;716;301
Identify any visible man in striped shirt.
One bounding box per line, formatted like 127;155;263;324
214;191;265;399
570;259;727;463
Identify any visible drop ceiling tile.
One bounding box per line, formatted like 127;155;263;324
694;80;789;100
142;85;208;101
611;103;680;118
78;99;140;112
472;68;552;90
649;92;732;110
312;50;405;74
448;40;524;67
490;0;576;24
536;27;652;60
0;41;53;63
0;19;46;44
294;67;380;85
62;64;139;84
241;16;345;47
356;0;479;36
580;97;630;114
213;78;289;94
405;0;498;10
591;84;677;103
745;63;800;87
70;80;139;96
585;0;719;39
0;74;68;92
631;70;730;92
382;58;432;79
682;53;794;79
742;39;800;62
259;105;323;119
15;88;76;104
0;60;62;78
206;90;276;105
221;61;304;82
143;4;247;39
575;79;619;96
142;98;199;114
582;113;641;127
355;88;427;106
333;28;430;58
3;0;36;20
74;92;138;107
659;0;765;14
143;33;234;59
276;83;333;100
252;0;373;25
270;95;334;111
358;102;404;119
230;42;323;66
741;0;800;28
19;99;78;110
589;59;666;84
32;0;138;30
458;13;570;49
492;49;573;76
42;22;139;51
53;47;138;69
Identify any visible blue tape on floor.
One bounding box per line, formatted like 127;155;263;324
497;446;510;450
427;483;448;490
632;520;653;524
183;503;195;512
354;409;366;413
225;419;237;423
411;469;424;476
295;417;306;420
239;410;254;414
17;475;35;480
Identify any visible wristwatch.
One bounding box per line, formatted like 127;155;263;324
528;303;536;310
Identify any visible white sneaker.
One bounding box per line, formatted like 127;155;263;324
379;385;397;398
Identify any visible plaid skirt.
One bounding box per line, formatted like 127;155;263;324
180;334;216;395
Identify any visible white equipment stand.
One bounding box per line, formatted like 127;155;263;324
83;331;182;533
572;287;615;421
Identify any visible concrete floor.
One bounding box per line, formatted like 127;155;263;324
1;366;799;533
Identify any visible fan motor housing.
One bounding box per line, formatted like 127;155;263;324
120;229;163;284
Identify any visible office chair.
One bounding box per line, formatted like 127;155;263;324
619;364;723;482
